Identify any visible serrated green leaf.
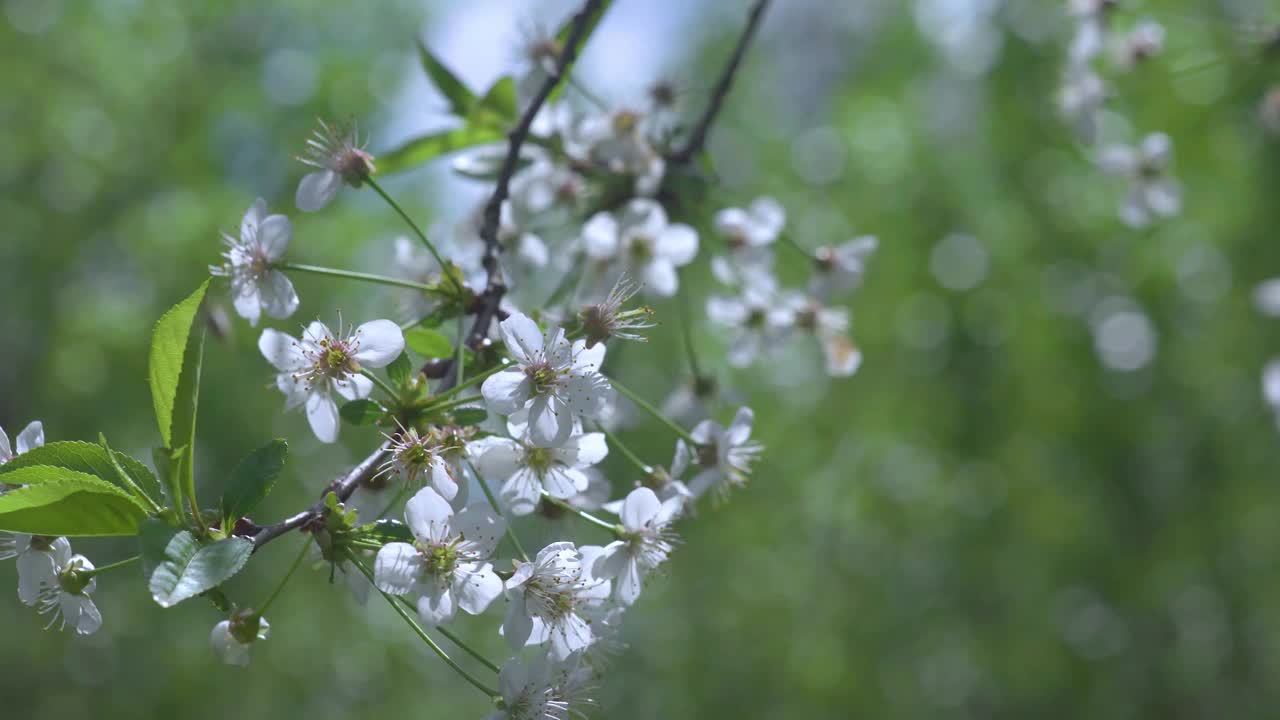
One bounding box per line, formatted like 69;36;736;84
379;125;506;175
149;280;210;448
387;352;412;387
220;440;289;522
169;327;206;513
355;519;415;545
149;532;253;608
340;399;385;426
446;408;488;427
405;327;453;358
0;440;162;505
417;42;476;116
0;466;149;536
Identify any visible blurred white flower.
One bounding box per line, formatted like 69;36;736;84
683;407;763;502
582;199;698;298
258;318;404;443
0;419;43;466
211;615;270;667
589;487;681;606
474;431;609;516
568;108;665;195
784;293;863;377
707;284;794;368
481;313;613;448
1058;69;1107;145
489;654;595;720
295;119;375;212
1114;18;1164;69
812;235;878;298
503;542;610;661
374;487;504;626
209;198;299;327
1097;133;1181;227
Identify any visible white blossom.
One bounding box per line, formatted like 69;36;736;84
811;235;878;298
474;431;609;516
1114;18;1164;69
374;487;504;626
503;542;610;661
481;313;613;448
568;109;665;195
7;534;70;605
34;550;101;635
258;318;405;443
1097;132;1182;228
209;198;299;327
681;407;763;502
380;426;461;503
783;293;863;377
0;419;44;465
582;199;698;298
296;119;376;212
590;487;681;606
1058;68;1107;145
707;284;795;369
712;196;785;274
210;615;270;667
487;654;595;720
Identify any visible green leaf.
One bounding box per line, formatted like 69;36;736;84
355;519;415;545
169;327;207;511
446;408;488;427
386;352;413;387
0;440;162;505
340;399;385;426
549;0;613;101
379;125;506;175
149;280;210;448
138;517;178;580
149;531;253;608
417;42;475;116
470;76;517;126
0;466;149;536
220;440;289;522
405;327;453;358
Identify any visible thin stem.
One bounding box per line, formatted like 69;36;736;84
81;555;139;578
259;536;313;615
466;459;530;562
434;619;502;674
360;368;400;402
425;395;485;416
365;178;461;296
349;554;500;699
279;263;446;295
455;314;467;385
433;362;508;403
610;377;702;446
541;492;621;536
595;421;651;475
677;292;702;379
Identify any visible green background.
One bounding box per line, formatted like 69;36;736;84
3;0;1280;717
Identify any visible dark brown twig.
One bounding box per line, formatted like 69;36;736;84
436;0;607;391
254;0;607;550
667;0;770;166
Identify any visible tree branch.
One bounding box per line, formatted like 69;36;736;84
667;0;770;166
435;0;607;391
254;0;608;550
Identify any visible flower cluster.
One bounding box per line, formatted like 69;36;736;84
705;196;875;378
1058;1;1180;227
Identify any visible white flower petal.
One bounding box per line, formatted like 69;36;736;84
333;373;373;401
241;198;267;239
305;392;340;444
15;421;44;456
259;272;299;320
581;212;619;259
657;224;699;266
374;543;423;595
499;313;545;364
621;487;661;532
257;215;293;260
642;259;679;297
351;320;405;368
416;580;457;625
258;329;307;372
481;370;533;415
452;503;504;556
296;169;342;212
404;487;454;543
453;563;502;615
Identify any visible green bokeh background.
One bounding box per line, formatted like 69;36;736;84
3;0;1280;717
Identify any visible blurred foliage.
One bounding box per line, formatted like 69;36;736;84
4;0;1280;718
